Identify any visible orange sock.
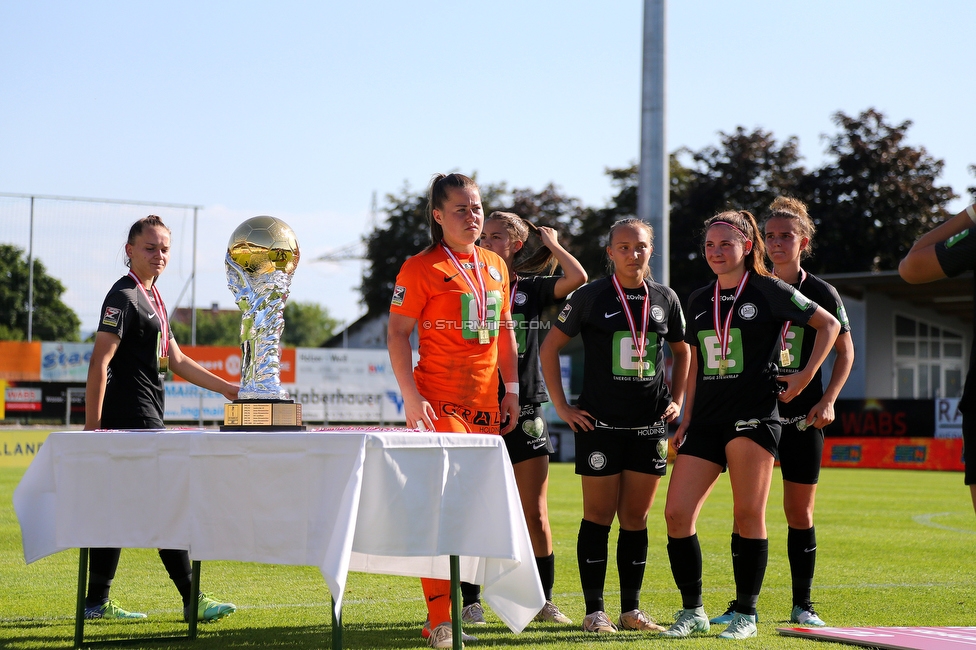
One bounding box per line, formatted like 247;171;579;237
421;577;453;629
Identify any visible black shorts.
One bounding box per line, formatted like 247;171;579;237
678;417;780;467
964;412;976;485
575;420;668;477
504;403;554;464
777;415;824;484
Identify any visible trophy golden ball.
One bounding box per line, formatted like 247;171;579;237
227;216;300;275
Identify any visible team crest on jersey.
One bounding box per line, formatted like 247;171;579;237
650;305;666;322
588;451;608;471
738;303;757;320
101;306;121;327
514;291;527;306
557;303;572;322
488;265;502;281
391;285;406;307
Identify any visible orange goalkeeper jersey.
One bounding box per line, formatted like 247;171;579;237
390;244;511;410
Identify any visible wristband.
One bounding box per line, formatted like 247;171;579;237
504;382;520;396
966;204;976;225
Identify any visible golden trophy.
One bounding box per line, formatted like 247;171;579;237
221;216;305;431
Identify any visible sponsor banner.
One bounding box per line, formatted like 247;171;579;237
40;342;94;382
173;346;296;384
0;341;41;380
163;382;230;422
779;626;976;650
830;399;935;438
0;430;50;468
822;437;964;472
5;386;42;412
294;348;415;423
935;398;963;439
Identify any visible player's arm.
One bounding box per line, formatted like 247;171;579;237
537;227;587;299
807;330;854;428
497;313;519;435
663;340;690;423
387;313;436;431
540;328;593;432
169;340;240;402
672;348;697;448
777;307;840;403
899;205;976;284
84;331;120;430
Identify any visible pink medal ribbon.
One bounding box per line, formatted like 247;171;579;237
441;243;490;344
712;271;750;376
611;275;650;378
128;270;170;372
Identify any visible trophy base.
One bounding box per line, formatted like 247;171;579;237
221;399;306;431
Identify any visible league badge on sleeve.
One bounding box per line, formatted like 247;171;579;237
557;303;572;323
391;285;406;307
102;306;121;327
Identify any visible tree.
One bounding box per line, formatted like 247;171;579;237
170;309;241;347
803;108;956;273
282;301;341;348
0;244;80;341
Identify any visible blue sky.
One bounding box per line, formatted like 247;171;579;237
1;1;973;335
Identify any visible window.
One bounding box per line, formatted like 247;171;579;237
894;314;966;398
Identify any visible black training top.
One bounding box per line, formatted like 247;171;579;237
777;271;852;418
684;273;818;425
554;276;686;427
95;275;174;428
511;274;561;405
935;227;976;413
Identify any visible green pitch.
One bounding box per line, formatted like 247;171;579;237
2;460;974;649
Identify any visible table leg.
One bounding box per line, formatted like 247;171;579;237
74;548;88;649
331;597;342;649
188;561;200;638
450;555;461;650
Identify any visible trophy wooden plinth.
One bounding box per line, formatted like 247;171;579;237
221;399;306;431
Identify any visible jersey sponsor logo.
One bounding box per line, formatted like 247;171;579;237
698;328;743;376
391;285;406;306
588;451;608;471
512;313;527;353
945;230;970;248
612;331;657;377
460;290;502;340
650;305;665;323
488;265;502;281
604;310;621;318
438;401;500;428
735;418;760;431
837;305;850;328
102;306;121;327
514;290;527;305
791;288;812;310
557;303;572;322
781;326;803;369
738;302;757;320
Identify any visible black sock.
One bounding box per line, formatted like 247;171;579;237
734;537;768;616
788;526;816;607
616;527;648;613
577;519;611;614
86;548;122;607
536;553;555;602
158;549;193;606
729;532;743;609
666;534;702;610
461;582;481;608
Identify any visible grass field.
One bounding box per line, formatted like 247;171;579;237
3;443;976;649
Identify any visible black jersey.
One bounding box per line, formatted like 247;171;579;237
684;274;818;425
95;275;173;428
511;274;561;405
554;276;686;427
936;227;976;413
777;271;852;417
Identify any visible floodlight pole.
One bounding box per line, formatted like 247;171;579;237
27;197;34;342
638;0;669;285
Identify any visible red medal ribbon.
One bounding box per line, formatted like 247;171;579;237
611;275;650;377
441;243;488;331
128;270;169;358
712;271;750;365
776;268;807;358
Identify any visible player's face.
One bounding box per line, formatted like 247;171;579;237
764;216;808;266
433;186;483;251
606;224;651;285
479;219;522;268
126;225;171;282
704;224;749;277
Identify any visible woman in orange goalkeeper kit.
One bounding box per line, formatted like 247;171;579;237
387;172;520;648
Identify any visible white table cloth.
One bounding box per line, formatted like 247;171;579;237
14;430;544;633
